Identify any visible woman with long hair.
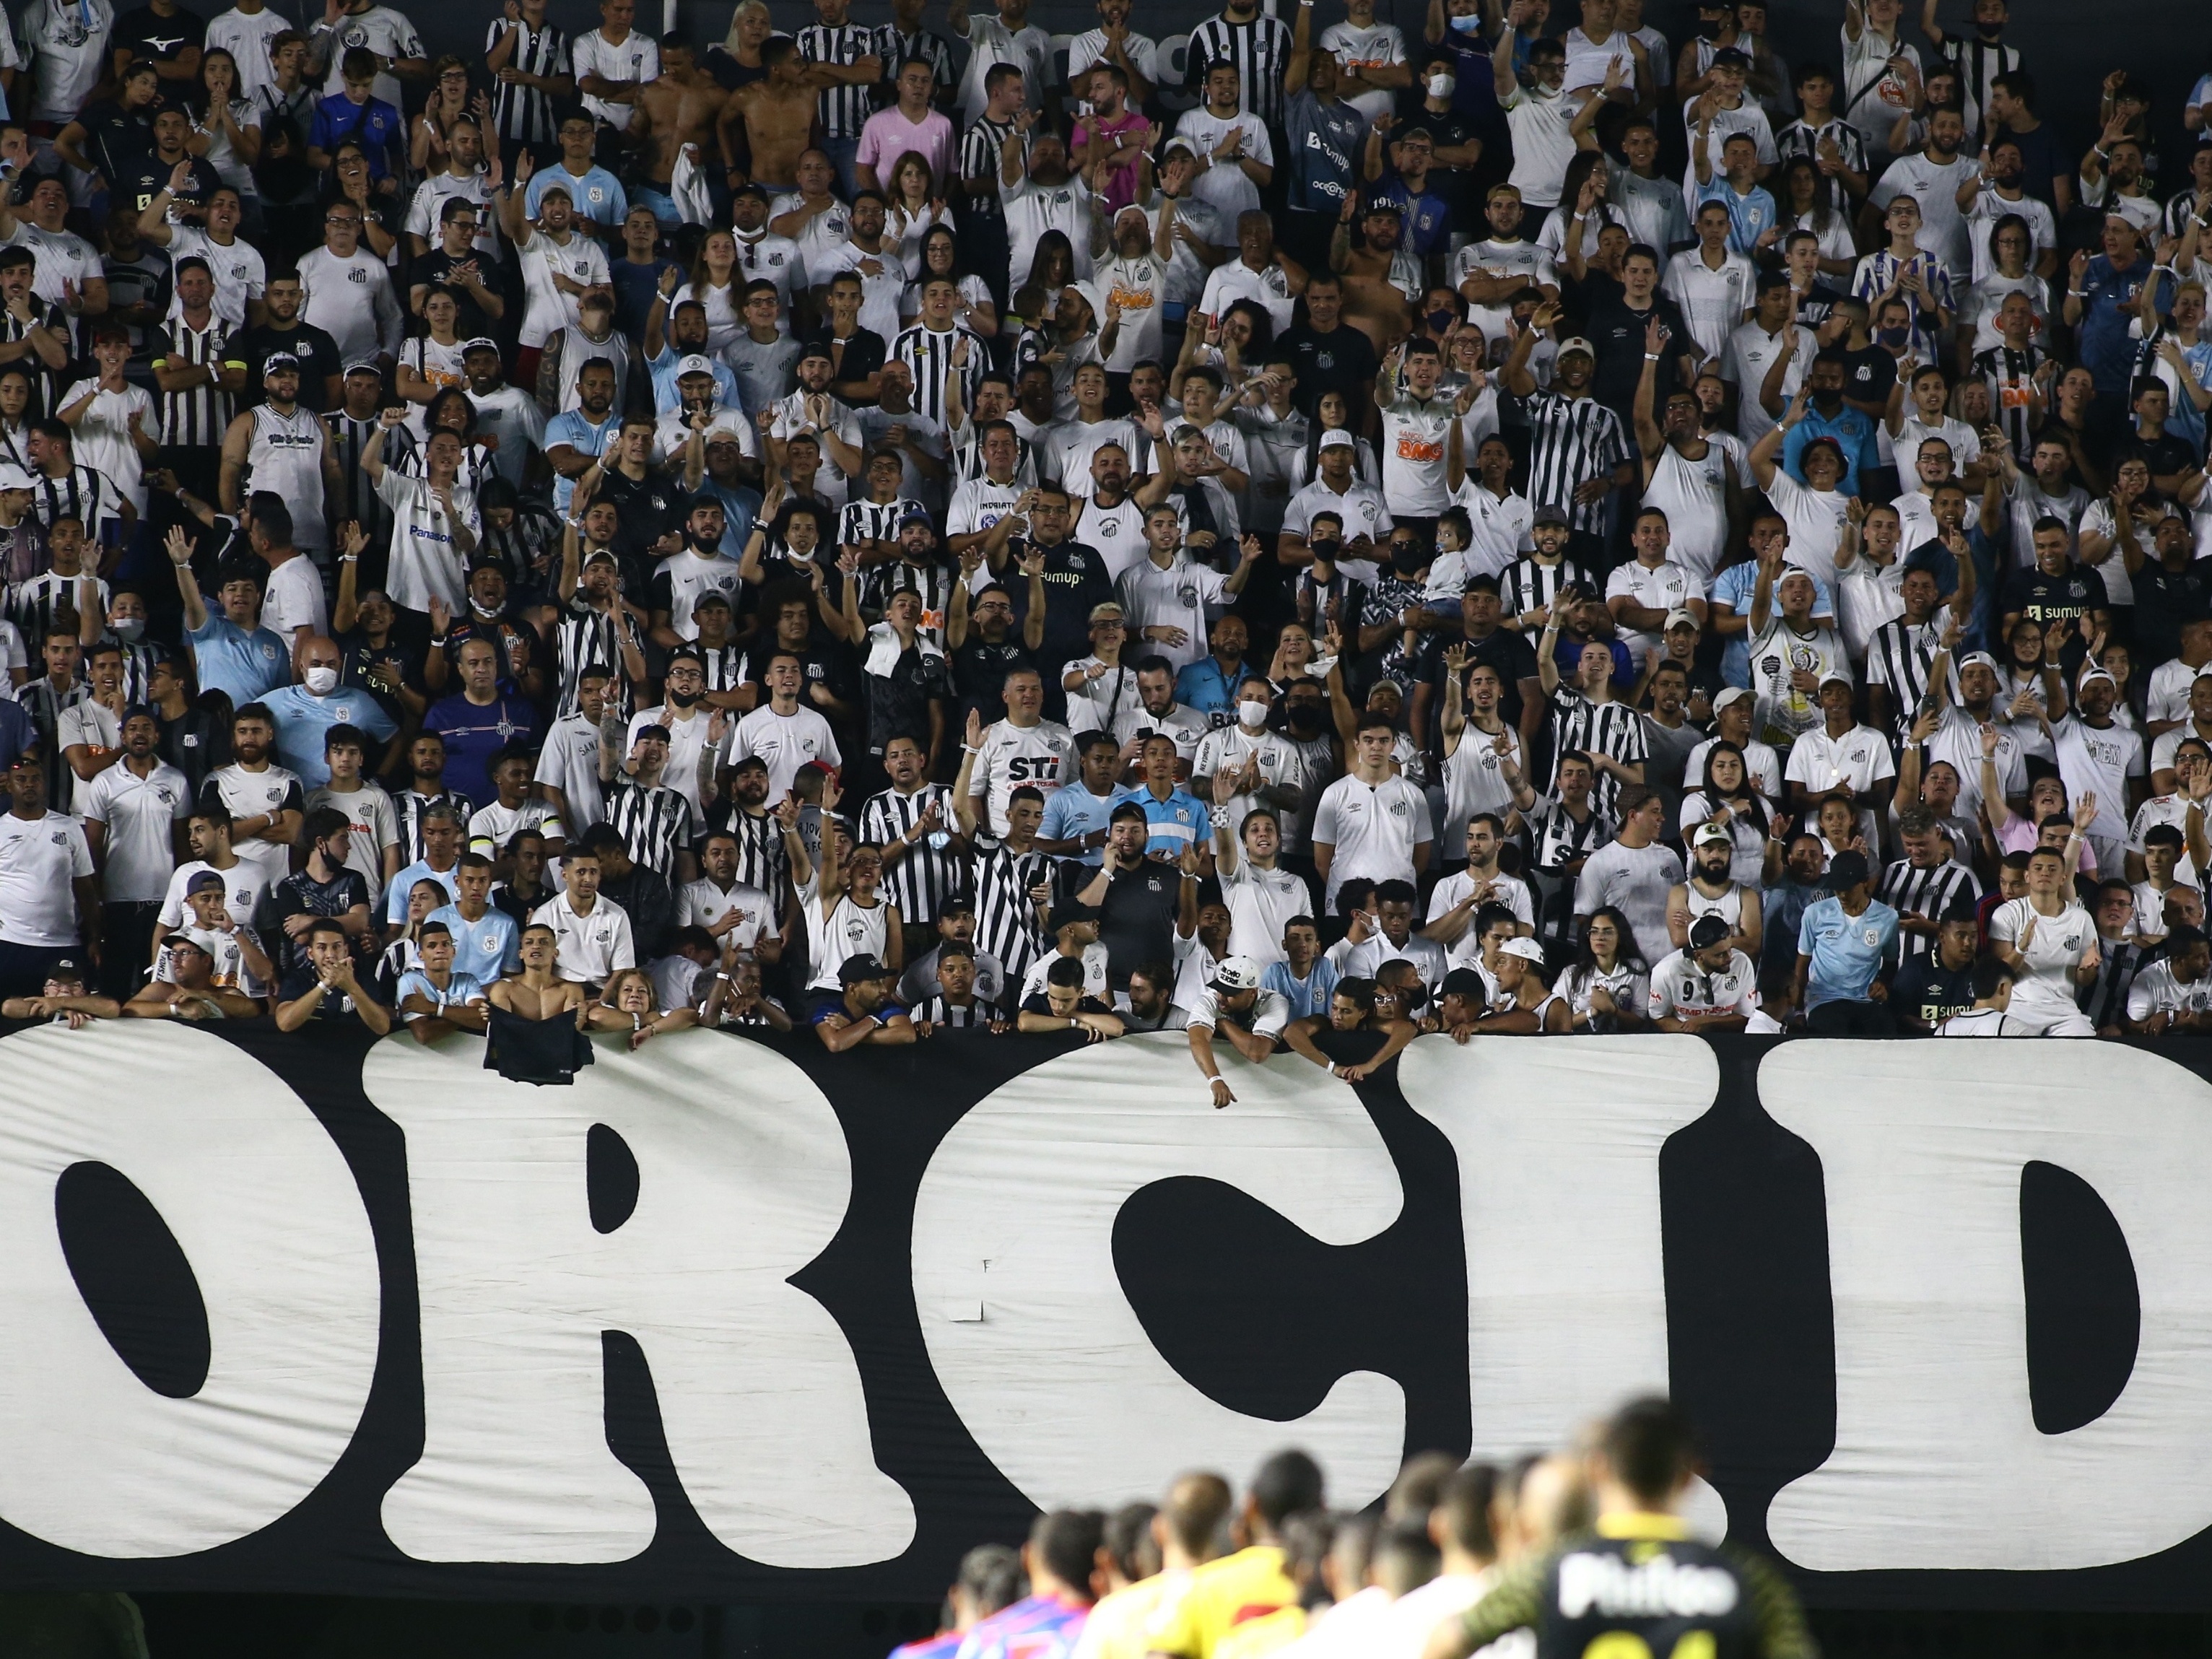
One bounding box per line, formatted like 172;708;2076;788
190;48;263;234
1679;741;1770;886
1998;614;2068;721
739;497;832;588
0;365;40;456
321;139;399;261
397;287;469;435
1541;150;1629;280
886;150;949;278
901;223;996;334
675;229;744;354
1292;387;1380;488
393;386;497;492
1965;212;2052;358
1777;154;1856;277
1558;905;1649;1032
1024;231;1076;301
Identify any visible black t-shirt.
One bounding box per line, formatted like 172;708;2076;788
2135;557;2212;660
1390;109;1481;212
112;4;206;71
1891;951;1975;1029
2114;428;2198;484
1015;539;1115;676
597;465;686;567
238;321;344;410
113;153;219;219
411;248;501;341
1998;564;2108;626
810;326;887;397
1836;344;1897;416
1582;289;1696;423
1793;279;1847;329
1097;858;1183;987
277;962;373;1021
74;99;156;184
1425;623;1540;731
952;635;1037;726
1276;321;1380;419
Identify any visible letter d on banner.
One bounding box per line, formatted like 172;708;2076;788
1399;1035;1728;1538
0;1024;380;1557
370;1037;913;1567
1764;1042;2212;1570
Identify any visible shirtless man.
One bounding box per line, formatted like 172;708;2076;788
720;38;818;194
630;37;730;227
491;921;590;1022
1331;193;1414;349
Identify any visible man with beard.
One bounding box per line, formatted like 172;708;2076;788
1667;817;1762;957
998;127;1097;286
543;357;621;515
1094;204;1171;385
812;197;907;350
219;354;342;564
463;341;546;494
1502;308;1634;565
406;113;501;264
1328;198;1414;352
1001;481;1115;681
235;271;342;414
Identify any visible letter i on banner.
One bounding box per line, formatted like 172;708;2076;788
370;1037;913;1567
1764;1042;2212;1572
913;1034;1409;1512
1398;1037;1730;1538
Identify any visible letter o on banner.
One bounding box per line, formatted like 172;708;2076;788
913;1033;1408;1512
0;1023;380;1557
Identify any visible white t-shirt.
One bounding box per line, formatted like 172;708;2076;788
567;24;658;130
2052;714;2146;845
1503;83;1580;209
1870;150;1980;274
1321;19;1408;122
0;809;92;946
166;225;266;330
676;877;772;944
974;718;1076;835
1722;321;1815;444
1;222;102;314
297;244;402;365
374;467;478;615
999;171;1099;279
1185;982;1291;1037
1639;441;1734;583
1783;723;1897;798
55;380;156;512
156;856;273;932
1216;858;1312;965
1646;944;1759;1021
261;552;328;642
728;703;842;800
1987;895;2093;1012
1310;772;1428;907
515;226;611;347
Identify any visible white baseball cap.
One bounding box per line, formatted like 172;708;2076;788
1212;955;1263;991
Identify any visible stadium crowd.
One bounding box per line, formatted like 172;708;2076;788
0;0;2203;1063
887;1397;1809;1659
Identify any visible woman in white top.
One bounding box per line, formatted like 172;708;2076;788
900;224;996;336
191;51;263;214
1987;842;2101;1034
1967;215;2054;354
672;230;744;355
1556;905;1649;1031
1063;605;1138;734
1777;157;1859;280
1997;616;2068;734
885;152;951;279
1677;740;1771;887
398;287;469;437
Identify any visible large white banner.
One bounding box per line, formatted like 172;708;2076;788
0;1021;2198;1606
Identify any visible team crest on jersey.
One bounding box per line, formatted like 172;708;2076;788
347;268;367;284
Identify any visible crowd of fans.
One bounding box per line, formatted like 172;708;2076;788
0;0;2205;1064
892;1397;1809;1659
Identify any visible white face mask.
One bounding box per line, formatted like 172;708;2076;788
1237;699;1272;729
304;664;339;694
1427;71;1457;97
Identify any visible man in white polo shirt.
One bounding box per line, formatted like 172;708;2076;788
529;839;635;985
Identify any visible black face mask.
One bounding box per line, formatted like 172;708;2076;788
1309;537;1341;563
668;687;701;708
1391;545;1427;576
1288;704;1325;733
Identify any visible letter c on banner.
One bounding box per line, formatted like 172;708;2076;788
1398;1035;1728;1539
913;1033;1408;1511
370;1035;913;1568
1763;1041;2212;1570
0;1023;380;1557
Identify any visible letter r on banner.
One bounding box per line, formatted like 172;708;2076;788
0;1024;380;1558
369;1037;913;1567
1764;1042;2212;1570
1399;1035;1728;1538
